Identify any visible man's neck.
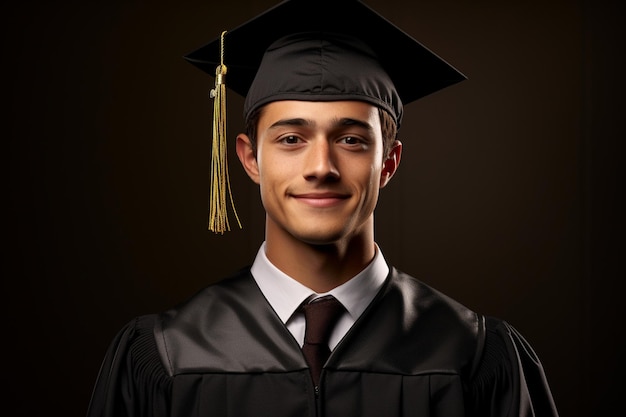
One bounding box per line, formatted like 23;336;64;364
264;225;376;293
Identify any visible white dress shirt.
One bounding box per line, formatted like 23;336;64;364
250;242;389;350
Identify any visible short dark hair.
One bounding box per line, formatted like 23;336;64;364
245;106;398;159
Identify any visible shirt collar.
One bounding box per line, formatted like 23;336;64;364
251;242;389;324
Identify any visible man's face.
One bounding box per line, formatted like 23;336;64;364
238;100;396;246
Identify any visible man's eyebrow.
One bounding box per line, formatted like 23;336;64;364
337;117;374;132
268;118;312;130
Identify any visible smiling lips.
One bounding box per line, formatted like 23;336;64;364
291;192;350;208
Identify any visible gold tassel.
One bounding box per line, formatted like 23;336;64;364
208;31;241;233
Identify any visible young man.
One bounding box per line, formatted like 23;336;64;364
87;1;559;416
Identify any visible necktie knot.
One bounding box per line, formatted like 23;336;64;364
301;295;344;385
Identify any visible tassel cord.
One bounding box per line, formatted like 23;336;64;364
208;31;241;233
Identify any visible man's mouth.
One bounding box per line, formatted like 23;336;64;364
291;192;350;208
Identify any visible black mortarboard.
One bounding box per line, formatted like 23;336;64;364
184;0;465;233
186;0;465;127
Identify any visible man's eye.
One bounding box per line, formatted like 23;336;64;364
280;135;301;144
340;136;361;145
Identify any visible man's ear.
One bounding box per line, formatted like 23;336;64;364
236;133;260;184
380;140;402;188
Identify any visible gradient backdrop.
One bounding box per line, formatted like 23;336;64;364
4;0;624;416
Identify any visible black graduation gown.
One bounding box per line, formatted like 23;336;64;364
87;267;558;417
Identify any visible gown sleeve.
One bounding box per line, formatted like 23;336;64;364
86;314;172;417
466;316;559;417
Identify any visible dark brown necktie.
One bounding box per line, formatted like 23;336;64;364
301;295;345;386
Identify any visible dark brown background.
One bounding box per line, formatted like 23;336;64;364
4;0;624;415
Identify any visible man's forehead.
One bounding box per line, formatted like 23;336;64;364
259;101;381;131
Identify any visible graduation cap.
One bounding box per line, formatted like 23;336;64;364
184;0;465;233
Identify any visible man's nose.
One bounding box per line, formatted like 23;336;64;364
303;139;340;181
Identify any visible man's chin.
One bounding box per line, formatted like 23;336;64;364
293;228;347;246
